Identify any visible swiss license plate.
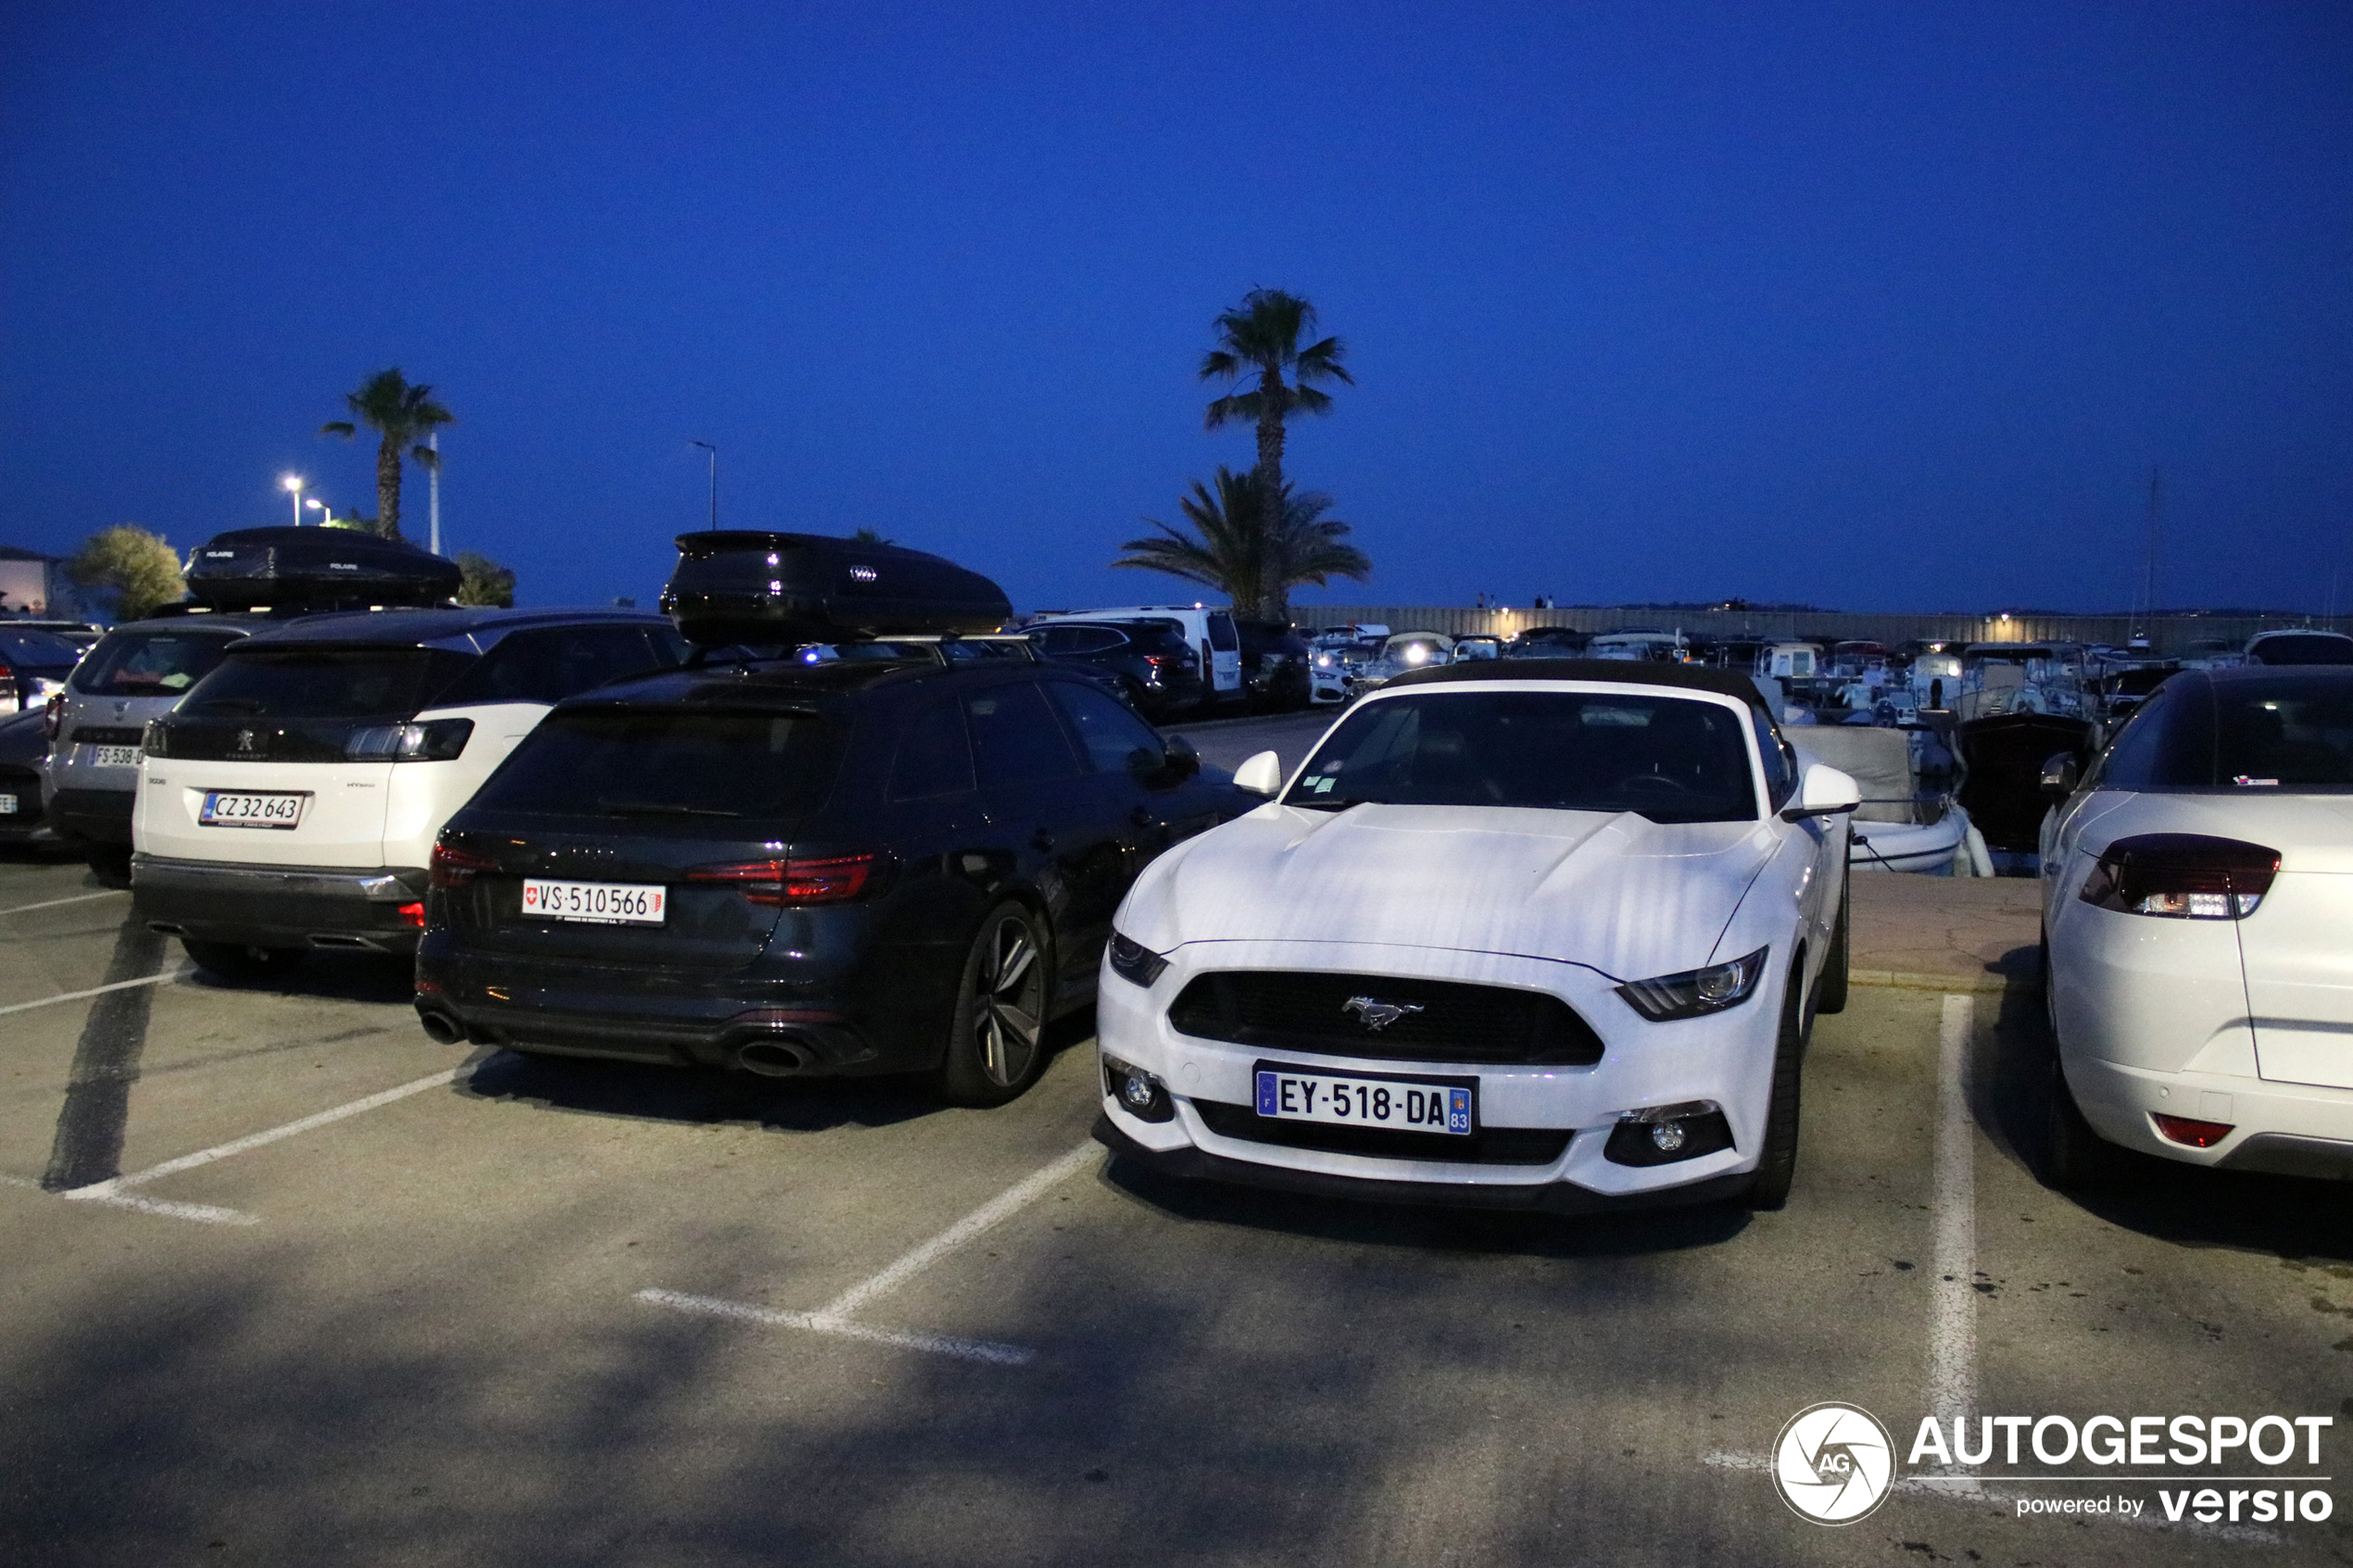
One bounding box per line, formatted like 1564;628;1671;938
1253;1064;1475;1135
198;790;308;829
521;878;667;926
82;745;143;769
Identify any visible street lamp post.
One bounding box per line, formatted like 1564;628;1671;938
305;498;329;524
282;473;305;526
428;430;441;556
689;440;718;531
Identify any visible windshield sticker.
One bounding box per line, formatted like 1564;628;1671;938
2233;776;2280;787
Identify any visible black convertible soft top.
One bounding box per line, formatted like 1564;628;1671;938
1382;658;1772;711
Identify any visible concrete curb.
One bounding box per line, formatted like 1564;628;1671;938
1851;968;2037;996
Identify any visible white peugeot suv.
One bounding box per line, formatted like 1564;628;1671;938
133;607;686;979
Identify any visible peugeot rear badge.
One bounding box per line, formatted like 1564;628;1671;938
236;729;257;754
1343;996;1424;1032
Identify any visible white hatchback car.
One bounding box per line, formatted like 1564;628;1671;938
1093;661;1860;1212
2040;665;2353;1185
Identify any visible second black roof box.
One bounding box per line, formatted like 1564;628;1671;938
183;526;463;610
660;532;1012;646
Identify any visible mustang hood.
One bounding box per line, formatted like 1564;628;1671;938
1126;802;1777;982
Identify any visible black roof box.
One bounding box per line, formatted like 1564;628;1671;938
182;527;462;611
660;532;1012;646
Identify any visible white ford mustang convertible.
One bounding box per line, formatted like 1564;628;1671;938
1093;661;1861;1212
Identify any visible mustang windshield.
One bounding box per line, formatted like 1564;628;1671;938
1283;689;1759;823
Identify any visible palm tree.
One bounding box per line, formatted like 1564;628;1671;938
321;369;454;542
1199;288;1353;502
1114;467;1370;621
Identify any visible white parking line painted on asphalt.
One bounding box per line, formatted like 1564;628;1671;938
0;1172;256;1226
0;889;129;918
59;1068;462;1204
0;965;190;1018
819;1140;1100;1319
635;1289;1036;1366
636;1139;1101;1365
1929;994;1977;1430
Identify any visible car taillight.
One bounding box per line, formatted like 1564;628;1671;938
687;853;878;907
143;718;169;758
44;700;63;746
430;842;497;888
2079;834;2280;920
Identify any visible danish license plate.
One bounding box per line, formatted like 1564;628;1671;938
198;790;308;829
1253;1064;1475;1135
521;878;667;926
82;745;143;769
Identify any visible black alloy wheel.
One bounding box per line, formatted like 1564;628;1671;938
1814;873;1851;1016
1748;964;1809;1210
937;902;1053;1107
181;938;308;984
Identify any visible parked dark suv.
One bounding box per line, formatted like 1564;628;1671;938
415;650;1254;1104
1235;621;1312;711
1025;619;1207;721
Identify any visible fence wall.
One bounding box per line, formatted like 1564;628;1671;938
1294;607;2353;656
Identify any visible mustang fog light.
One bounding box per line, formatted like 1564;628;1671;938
1107;930;1169;987
1101;1055;1174;1122
1604;1100;1735;1166
1616;947;1768;1022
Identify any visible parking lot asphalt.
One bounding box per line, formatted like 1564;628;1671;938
5;772;2352;1564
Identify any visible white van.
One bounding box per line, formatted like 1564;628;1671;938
1026;605;1242;709
132;607;686;978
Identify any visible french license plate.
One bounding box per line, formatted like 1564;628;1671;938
1253;1064;1475;1135
198;790;308;829
521;878;667;926
82;745;143;769
0;794;16;814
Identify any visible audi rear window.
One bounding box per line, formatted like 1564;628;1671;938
1284;690;1758;823
472;709;845;820
70;630;241;696
179;647;472;720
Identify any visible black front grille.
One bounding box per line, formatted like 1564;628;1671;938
1167;971;1604;1066
68;726;144;747
1193;1099;1572;1165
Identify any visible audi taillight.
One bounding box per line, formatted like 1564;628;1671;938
687;853;879;907
430;842;497;888
2079;834;2279;921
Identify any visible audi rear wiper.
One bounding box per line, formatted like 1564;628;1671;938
596;799;742;819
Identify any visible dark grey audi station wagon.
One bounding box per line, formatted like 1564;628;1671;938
415;646;1254;1105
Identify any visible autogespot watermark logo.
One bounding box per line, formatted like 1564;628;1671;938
1773;1402;1897;1524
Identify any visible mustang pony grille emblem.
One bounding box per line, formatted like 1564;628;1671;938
1343;996;1425;1032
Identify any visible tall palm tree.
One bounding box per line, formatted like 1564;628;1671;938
1114;467;1370;621
1200;288;1353;502
321;369;454;542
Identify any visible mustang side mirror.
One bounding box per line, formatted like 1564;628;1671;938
1780;762;1862;822
1233;749;1283;797
2040;751;2082;801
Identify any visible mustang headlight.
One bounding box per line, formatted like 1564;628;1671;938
1107;929;1169;987
1617;947;1768;1022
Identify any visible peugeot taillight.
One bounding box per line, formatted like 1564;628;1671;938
687;853;878;907
430;842;497;888
2079;834;2280;921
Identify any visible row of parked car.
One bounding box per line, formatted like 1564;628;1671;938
13;526;2351;1210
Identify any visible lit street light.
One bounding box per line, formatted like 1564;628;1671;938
281;473;304;527
305;498;329;525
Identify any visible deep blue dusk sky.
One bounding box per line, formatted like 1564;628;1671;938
4;2;2348;617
